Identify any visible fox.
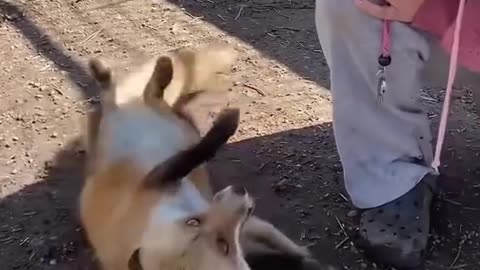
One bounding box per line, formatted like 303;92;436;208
79;43;321;270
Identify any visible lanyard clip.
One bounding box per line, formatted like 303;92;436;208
376;66;387;104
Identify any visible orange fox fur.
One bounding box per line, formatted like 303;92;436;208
79;44;313;270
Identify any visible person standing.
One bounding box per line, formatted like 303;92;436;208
314;0;480;267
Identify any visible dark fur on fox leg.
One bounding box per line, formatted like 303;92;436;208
245;251;337;270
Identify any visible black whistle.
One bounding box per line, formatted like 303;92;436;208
378;55;391;67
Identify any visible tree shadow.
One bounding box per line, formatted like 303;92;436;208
162;0;330;88
0;139;93;270
1;117;480;269
0;0;99;99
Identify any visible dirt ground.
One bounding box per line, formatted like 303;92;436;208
1;0;480;269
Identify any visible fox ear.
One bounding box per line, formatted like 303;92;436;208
128;249;143;270
88;58;112;87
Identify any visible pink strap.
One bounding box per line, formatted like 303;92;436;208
382;20;391;57
431;0;466;173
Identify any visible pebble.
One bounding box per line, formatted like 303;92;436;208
273;178;289;192
5;13;20;21
347;210;358;217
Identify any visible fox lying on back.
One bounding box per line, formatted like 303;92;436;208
80;44;332;270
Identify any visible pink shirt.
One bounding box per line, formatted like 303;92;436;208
412;0;480;73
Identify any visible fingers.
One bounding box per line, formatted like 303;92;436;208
354;0;400;21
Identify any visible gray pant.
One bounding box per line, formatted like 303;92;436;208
315;0;434;208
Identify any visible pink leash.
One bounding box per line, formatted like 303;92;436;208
379;0;466;174
431;0;466;174
381;20;391;57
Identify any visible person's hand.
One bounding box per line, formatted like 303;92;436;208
354;0;426;22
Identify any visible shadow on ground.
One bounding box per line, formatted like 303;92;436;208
2;119;480;270
0;123;346;270
0;0;99;99
164;0;330;88
1;0;330;99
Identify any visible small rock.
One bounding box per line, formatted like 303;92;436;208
28;81;41;88
49;259;57;265
44;161;53;169
299;209;310;217
5;13;21;21
12;136;18;142
347;210;358;217
50;132;58;138
272;178;289;192
11;169;17;175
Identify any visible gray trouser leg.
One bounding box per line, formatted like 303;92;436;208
315;0;434;208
